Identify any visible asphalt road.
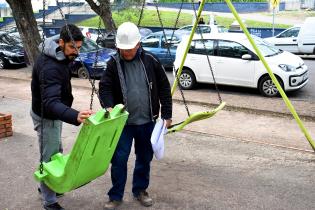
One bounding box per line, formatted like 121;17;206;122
166;57;315;102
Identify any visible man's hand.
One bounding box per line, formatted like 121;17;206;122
165;119;172;128
77;110;93;123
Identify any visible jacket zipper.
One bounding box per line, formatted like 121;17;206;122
139;58;154;121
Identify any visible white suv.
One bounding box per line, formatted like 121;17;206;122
174;33;308;97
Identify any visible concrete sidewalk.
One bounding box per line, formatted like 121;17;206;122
1;97;315;210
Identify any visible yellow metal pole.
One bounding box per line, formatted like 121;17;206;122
171;0;206;96
224;0;315;151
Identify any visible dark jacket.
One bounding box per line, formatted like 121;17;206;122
99;48;172;120
31;38;80;126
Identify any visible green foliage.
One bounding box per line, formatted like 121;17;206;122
78;9;292;29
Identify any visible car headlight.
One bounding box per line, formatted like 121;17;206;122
278;64;296;72
92;61;107;68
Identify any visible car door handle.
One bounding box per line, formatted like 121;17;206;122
292;39;297;41
216;60;224;63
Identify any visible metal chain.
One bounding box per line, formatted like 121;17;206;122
89;15;103;110
39;0;47;175
191;1;222;103
155;1;191;116
55;0;105;108
137;0;146;27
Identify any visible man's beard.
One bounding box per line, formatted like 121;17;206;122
66;53;78;61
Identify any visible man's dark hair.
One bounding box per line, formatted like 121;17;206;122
60;24;84;43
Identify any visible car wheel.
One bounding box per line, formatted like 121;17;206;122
178;69;196;90
0;57;8;69
77;67;89;79
258;75;283;97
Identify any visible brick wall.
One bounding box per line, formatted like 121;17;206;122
0;113;13;139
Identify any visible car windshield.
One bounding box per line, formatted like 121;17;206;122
80;38;102;53
252;36;281;57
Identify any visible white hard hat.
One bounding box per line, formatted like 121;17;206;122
116;22;141;49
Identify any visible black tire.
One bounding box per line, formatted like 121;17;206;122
0;57;8;69
77;67;89;79
178;69;196;90
258;75;283;97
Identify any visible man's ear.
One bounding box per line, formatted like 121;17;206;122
59;39;65;48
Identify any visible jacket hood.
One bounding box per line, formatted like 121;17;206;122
38;38;66;61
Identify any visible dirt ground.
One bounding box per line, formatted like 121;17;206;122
1;76;315;210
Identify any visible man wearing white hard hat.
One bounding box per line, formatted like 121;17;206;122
99;22;172;209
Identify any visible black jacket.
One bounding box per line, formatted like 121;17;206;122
31;39;80;126
99;49;172;120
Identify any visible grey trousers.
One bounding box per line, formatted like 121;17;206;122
30;110;63;206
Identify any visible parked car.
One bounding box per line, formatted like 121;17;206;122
97;27;153;49
0;31;23;47
141;30;181;68
264;17;315;55
50;34;116;79
78;26;106;42
174;33;308;97
175;24;227;36
0;43;25;69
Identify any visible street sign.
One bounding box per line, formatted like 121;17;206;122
272;0;280;8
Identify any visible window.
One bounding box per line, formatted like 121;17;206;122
80;38;99;53
141;35;159;48
189;39;214;55
180;26;192;32
161;35;181;49
217;40;249;59
196;26;211;34
277;27;300;38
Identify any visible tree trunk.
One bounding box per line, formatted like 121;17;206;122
5;0;41;67
85;0;116;32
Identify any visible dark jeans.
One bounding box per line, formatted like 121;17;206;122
108;122;154;201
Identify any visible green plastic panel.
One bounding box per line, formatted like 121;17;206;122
34;104;128;193
167;102;226;133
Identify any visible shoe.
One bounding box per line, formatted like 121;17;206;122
44;202;65;210
104;200;122;210
135;191;153;207
38;187;64;198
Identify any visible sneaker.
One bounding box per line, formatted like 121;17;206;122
44;202;65;210
104;200;122;210
38;188;64;198
135;191;153;207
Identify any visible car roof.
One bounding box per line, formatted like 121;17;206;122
190;32;249;42
150;30;178;36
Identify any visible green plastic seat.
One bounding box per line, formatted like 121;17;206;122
34;104;129;194
167;102;226;133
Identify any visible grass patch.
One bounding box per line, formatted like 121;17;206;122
78;9;292;29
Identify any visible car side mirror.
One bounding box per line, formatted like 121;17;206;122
241;54;252;60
